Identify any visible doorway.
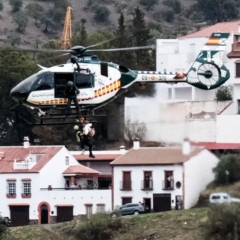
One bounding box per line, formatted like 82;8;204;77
41;204;48;224
143;198;151;213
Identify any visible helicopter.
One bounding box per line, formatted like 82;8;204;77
9;32;230;125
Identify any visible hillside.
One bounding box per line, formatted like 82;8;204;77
0;0;198;49
2;208;208;240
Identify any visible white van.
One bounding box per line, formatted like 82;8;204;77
209;192;240;204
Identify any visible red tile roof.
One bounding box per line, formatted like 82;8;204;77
191;142;240;150
73;154;121;161
180;21;240;39
63;165;100;175
0;146;62;173
110;147;203;165
227;51;240;58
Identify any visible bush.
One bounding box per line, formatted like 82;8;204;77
161;7;175;22
94;5;110;22
163;0;181;13
0;216;6;237
74;212;123;240
207;204;240;239
215;86;232;101
0;2;3;11
9;0;22;12
213;154;240;184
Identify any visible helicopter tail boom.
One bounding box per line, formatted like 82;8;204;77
133;32;230;90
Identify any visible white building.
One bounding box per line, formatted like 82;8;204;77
0;144;112;226
111;141;219;211
125;21;240;144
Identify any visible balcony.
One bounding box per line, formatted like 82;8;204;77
162;179;174;190
141;180;153;190
120;181;132;191
13;159;37;170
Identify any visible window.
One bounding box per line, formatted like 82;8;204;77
121;172;131;190
162;171;174;190
23;181;31;195
75;73;94;89
7;181;16;195
65;156;69;165
142;171;153;190
85;205;93;219
236;63;240;77
96;204;105;213
122;197;132;205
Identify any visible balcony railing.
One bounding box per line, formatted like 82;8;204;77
141;180;153;190
162;179;174;190
13;159;37;170
40;187;110;191
120;181;132;190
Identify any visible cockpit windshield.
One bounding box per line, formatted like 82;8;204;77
13;72;40;93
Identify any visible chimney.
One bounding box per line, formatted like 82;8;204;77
133;139;140;150
119;145;126;153
23;136;30;148
0;152;4;160
182;138;191;155
238;24;240;33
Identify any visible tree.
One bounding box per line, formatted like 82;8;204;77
163;0;181;13
25;3;44;27
124;119;146;141
0;1;3;11
94;5;110;22
0;50;39;145
131;7;152;69
113;12;136;68
71;19;88;46
213;154;240;184
8;32;21;46
139;0;158;11
196;0;240;23
14;11;29;33
9;0;23;12
215;86;232;101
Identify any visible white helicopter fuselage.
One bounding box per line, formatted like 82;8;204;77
26;63;122;108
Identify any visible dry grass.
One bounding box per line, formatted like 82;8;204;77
2;208;208;240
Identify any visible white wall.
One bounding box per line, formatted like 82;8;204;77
216;115;240;143
113;165;183;210
39;147;79;188
125;99;231;143
0;173;38;218
184;149;219;209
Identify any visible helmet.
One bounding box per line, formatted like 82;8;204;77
73;125;79;130
67;81;73;86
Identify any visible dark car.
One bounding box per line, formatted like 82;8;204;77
1;217;12;227
112;203;149;217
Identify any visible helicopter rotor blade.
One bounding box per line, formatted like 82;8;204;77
85;38;117;50
0;46;74;54
86;45;155;52
38;53;71;63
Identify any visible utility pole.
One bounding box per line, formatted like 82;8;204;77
61;6;72;49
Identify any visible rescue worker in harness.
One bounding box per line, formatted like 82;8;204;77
65;81;80;117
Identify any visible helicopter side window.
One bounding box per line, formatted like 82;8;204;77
75;73;94;89
33;72;54;91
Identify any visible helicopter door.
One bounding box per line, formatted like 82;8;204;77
54;73;74;98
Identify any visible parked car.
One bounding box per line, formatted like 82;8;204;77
112;203;149;217
209;192;240;204
1;217;12;227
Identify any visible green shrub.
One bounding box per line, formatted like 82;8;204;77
161;7;175;22
74;212;123;240
0;2;3;11
0;216;6;237
215;86;232;101
163;0;181;13
213;154;240;184
94;5;110;22
207;204;240;239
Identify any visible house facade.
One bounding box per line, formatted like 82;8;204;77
111;141;219;211
72;150;123;189
0;144;112;226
